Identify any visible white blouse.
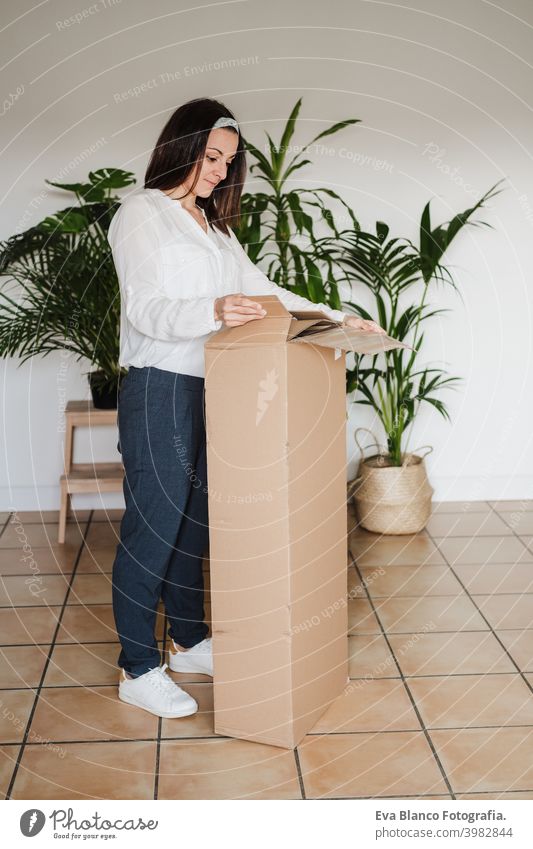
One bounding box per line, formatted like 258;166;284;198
107;187;346;378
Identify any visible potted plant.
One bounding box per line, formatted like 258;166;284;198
0;168;135;408
237;98;502;533
325;184;502;533
234;97;360;307
0;100;363;409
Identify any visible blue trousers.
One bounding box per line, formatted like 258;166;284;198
112;366;210;677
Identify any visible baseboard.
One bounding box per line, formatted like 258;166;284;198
1;475;531;512
0;486;125;512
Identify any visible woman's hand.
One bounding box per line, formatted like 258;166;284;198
342;315;387;334
215;294;267;327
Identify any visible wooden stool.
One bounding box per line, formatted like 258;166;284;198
59;400;124;543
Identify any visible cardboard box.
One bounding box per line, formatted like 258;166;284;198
204;295;408;748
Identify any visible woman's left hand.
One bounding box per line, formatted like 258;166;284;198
342;315;387;334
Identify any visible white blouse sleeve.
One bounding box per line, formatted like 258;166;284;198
107;196;221;341
228;228;346;324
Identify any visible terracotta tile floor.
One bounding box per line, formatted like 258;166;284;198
1;501;532;800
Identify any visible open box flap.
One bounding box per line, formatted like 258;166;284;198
205;295;411;353
286;318;336;340
206;296;339;349
292;326;413;354
289;310;334;320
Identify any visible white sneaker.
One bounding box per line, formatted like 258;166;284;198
118;663;198;718
168;637;213;676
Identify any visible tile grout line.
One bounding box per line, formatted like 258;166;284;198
3;666;532;693
350;510;533;673
153;618;168;801
1;735;231;747
0;680;210;691
0;513;12;538
415;523;533;796
4;590;533;610
306;723;533;733
425;518;533;699
351;503;533;798
352;669;533;680
4;504;530;799
0;636;172;648
4;721;533;748
0;602;181;608
11;598;211;606
348;542;456;799
5;509;94;800
493;502;533;553
313;793;507;800
5;583;533;609
0;571;114;579
293;747;306;799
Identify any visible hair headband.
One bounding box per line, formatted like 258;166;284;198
212;116;239;132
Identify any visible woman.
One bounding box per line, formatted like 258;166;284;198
107;97;386;720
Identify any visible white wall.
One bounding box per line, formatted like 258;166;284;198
1;0;532;509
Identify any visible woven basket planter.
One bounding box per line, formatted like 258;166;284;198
347;428;434;535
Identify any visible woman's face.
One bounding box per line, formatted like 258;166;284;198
189;127;239;197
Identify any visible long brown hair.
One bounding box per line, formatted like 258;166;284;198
144;98;246;236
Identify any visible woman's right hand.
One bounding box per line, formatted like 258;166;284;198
214;294;267;327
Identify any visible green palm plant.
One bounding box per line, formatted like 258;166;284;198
0;168;135;404
234;97;360;310
323;181;503;465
